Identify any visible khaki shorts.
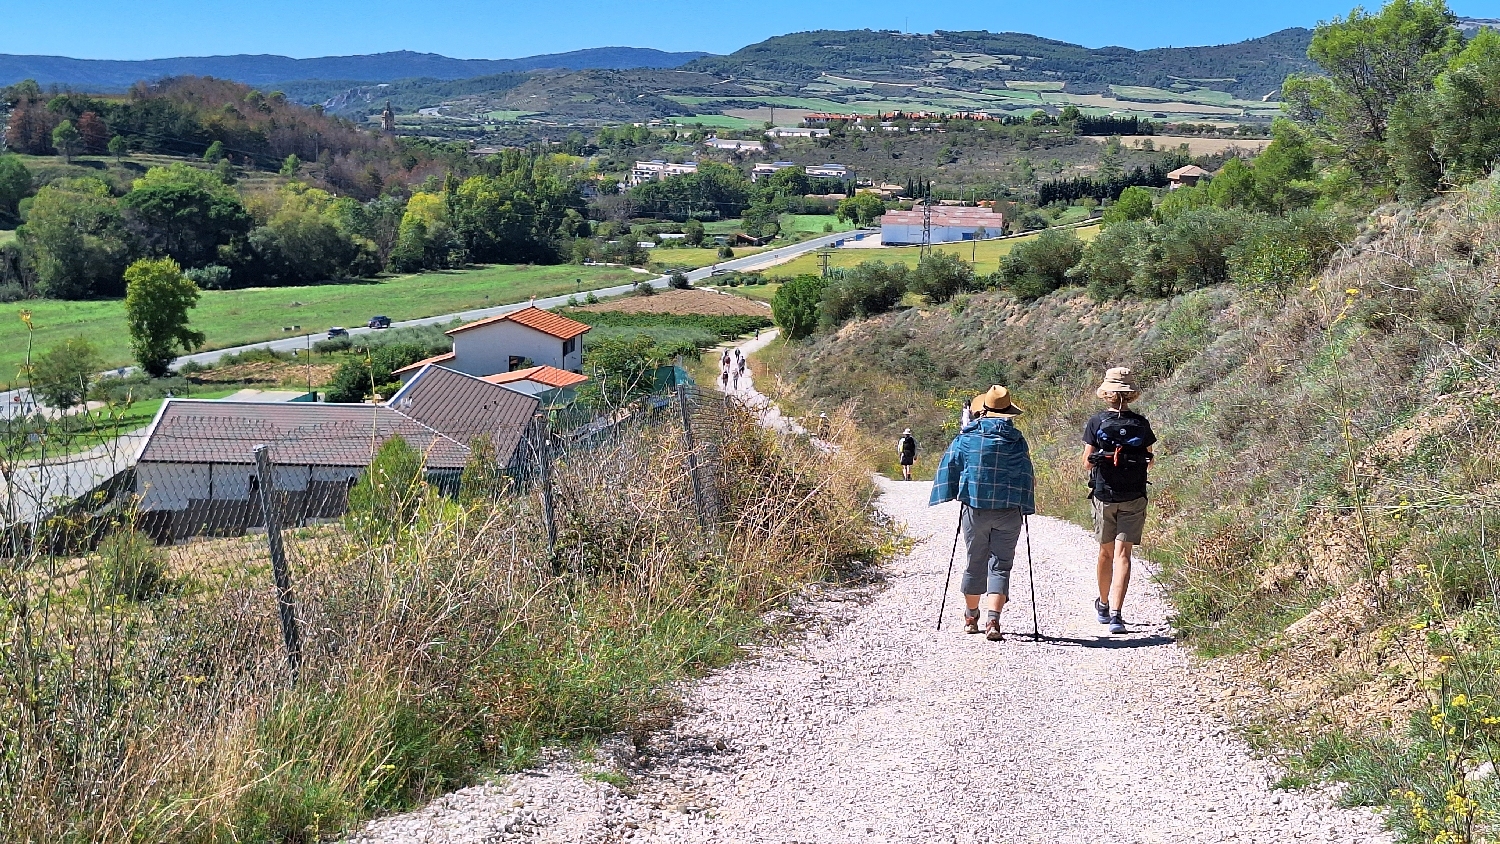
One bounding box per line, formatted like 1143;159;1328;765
1093;496;1147;545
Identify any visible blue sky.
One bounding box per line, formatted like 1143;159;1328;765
2;0;1492;60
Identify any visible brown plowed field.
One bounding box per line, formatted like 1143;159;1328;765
579;288;771;317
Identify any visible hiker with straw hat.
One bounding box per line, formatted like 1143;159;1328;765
930;386;1036;641
1083;367;1157;635
897;428;918;481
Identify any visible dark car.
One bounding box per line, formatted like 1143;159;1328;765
327;326;349;339
367;315;392;329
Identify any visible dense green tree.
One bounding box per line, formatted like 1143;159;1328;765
50;120;79;163
1067;220;1155;299
1206;158;1262;210
29;337;102;409
1283;0;1463;189
121;164;252;268
1102;186;1153;226
1431;29;1500;186
835;193;886;226
1250;120;1317;212
0;154;31;220
771;274;825;340
19;177;135;298
123;258;204;376
631;162;749;219
202;140;225;163
683;217;705;246
107;135;127;162
585;334;669;404
280;154;300;176
819;260;909;327
1153;207;1257;294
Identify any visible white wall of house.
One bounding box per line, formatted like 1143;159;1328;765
451;321;579;375
880;222;1001;246
136;462;358;510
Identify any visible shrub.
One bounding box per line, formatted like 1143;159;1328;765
997;229;1084;299
97;527;165;601
634;281;656;296
668;272;691;290
908;251;975;304
1103;186;1154;226
718;245;734;259
1069;219;1154;299
183;264;233;290
345;436;426;541
819;261;909;328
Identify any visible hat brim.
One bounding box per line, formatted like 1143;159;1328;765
1099;382;1137;393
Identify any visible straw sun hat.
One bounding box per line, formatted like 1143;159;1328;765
1097;367;1140;397
968;385;1024;418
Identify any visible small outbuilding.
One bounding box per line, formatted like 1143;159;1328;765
1166;165;1210;190
394;306;590;383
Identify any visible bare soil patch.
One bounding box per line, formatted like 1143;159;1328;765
578;289;771;317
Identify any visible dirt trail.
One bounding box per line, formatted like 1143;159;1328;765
349;341;1392;844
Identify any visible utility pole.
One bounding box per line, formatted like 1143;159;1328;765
818;250;831;279
920;193;932;261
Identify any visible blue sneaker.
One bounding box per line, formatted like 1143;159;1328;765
1108;612;1128;635
1094;599;1111;625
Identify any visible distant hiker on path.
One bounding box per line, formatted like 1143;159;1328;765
930;386;1036;641
898;428;918;481
1082;367;1157;635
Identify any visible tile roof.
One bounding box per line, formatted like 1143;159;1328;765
879;207;1005;226
385;365;540;463
1167;165;1210;179
447;306;591;340
135;400;473;469
392;351;456;376
481;365;589;390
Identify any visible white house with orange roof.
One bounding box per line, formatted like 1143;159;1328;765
393;306;590;383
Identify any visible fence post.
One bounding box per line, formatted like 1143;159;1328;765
533;416;558;560
676;383;710;531
253;444;301;682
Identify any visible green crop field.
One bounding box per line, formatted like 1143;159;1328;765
0;263;642;382
0;229;15;246
669;114;762;129
782;214;855;234
483;110;538;121
651;246;770;269
766;225;1100;277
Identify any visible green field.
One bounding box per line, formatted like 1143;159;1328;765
668;114;762;129
0;263;642;382
0;229;15;246
782;214;856;234
766;225;1100;277
651;246;770;269
483;110;538;121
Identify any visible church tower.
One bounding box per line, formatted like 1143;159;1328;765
381;101;395;133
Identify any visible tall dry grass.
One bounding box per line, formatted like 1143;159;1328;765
0;401;888;842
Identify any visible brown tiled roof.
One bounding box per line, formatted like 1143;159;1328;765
1167;165;1209;179
392;351;456;376
385;365;540;463
135;400;472;469
482;365;589;390
879;208;1004;226
446;306;591;340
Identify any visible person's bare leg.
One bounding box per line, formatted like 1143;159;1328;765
1109;541;1134;612
965;594;981;612
1096;543;1114;604
983;592;1007;614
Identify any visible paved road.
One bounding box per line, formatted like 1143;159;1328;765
0;230;869;420
1;434;144;525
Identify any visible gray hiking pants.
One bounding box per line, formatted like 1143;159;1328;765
960;505;1024;597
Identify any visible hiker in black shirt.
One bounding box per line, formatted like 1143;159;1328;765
897;428;918;481
1081;367;1156;635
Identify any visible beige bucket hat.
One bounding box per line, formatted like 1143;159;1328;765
968;385;1024;418
1098;367;1138;393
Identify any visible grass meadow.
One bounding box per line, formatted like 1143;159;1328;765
767;224;1100;277
0;264;641;380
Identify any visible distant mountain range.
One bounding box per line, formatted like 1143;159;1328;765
0;47;711;89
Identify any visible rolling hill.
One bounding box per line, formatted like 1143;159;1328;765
0;47;711;89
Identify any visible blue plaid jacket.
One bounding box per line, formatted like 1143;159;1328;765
928;417;1036;514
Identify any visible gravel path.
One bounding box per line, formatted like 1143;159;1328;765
349;346;1393;844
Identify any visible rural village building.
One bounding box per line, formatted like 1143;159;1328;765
628;159;698;187
703;137;765;153
879;206;1006;246
805;163;850;179
393;306;590;383
131;371;539;542
765;127;829;138
751;161;799;181
1166;165;1210;190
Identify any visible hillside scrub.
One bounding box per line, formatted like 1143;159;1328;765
0;403;888;842
759;174;1500;841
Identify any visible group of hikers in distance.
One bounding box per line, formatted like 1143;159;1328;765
720;348;746;391
908;366;1155;640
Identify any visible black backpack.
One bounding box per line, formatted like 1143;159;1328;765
1089;412;1152;502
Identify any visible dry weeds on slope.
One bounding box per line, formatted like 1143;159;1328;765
0;400;888;843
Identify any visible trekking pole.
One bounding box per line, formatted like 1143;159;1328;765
936;504;964;631
1024;514;1040;641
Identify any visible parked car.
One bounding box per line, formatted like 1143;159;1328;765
367;315;391;329
326;326;349;339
